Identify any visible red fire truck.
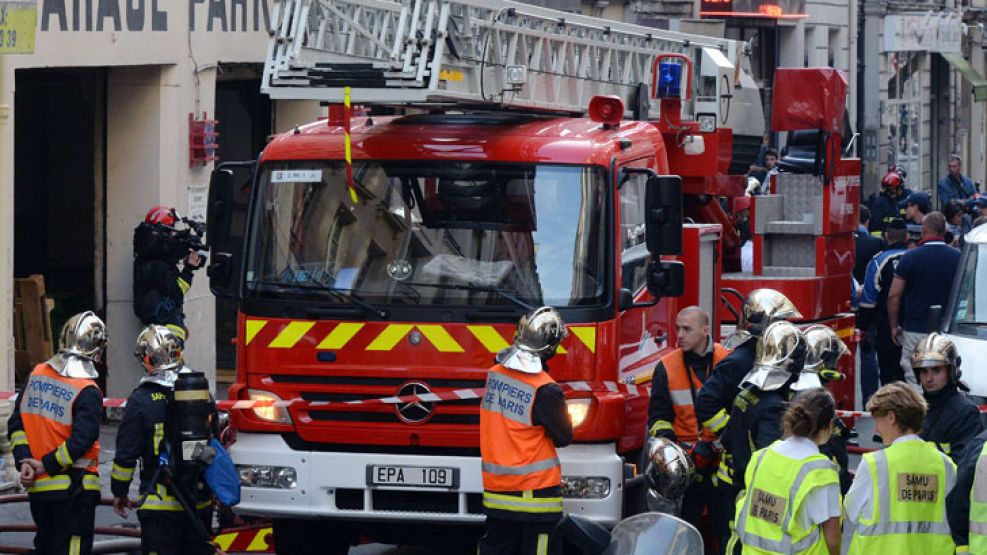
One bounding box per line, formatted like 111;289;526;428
204;0;859;552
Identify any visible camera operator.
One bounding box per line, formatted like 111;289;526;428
133;205;206;345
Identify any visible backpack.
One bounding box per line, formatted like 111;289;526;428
203;438;241;507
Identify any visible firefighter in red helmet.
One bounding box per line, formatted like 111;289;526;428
868;168;912;236
133;205;206;345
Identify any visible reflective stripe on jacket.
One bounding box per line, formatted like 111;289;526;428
20;364;100;482
480;364;561;496
849;439;956;554
662;344;730;444
968;442;987;553
733;444;839;554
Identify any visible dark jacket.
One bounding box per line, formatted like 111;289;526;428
721;385;787;488
695;337;757;436
857;242;908;339
133;257;195;334
647;344;717;441
854;231;885;284
947;428;987;548
920;383;984;464
532;383;573;448
869;189;912;235
819;417;852;494
111;382;215;509
7;380;102;502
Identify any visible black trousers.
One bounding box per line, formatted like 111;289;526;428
710;480;739;555
477;516;562;555
680;476;714;542
875;333;905;385
29;494;97;555
138;508;214;555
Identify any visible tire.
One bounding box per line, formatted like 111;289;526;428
272;519;355;555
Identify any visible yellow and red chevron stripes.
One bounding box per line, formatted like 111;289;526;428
212;525;273;553
242;320;597;354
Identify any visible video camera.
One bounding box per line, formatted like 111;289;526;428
134;212;207;267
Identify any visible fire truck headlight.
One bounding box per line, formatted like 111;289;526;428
697;114;716;133
566;399;592;427
247;390;292;424
237;464;298;489
561;476;611;499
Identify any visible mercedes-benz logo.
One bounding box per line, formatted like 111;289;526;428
395;382;435;424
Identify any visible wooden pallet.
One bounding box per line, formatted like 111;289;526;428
13;275;54;385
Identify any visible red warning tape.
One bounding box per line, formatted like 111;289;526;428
0;381;654;412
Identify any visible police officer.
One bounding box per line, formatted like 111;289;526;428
844;382;955;553
720;321;808;554
858;218;909;388
792;325;852;494
111;325;215;555
911;333;983;464
869;169;912;236
133;205;204;345
8;311;106;555
732;388;842;555
478;307;573;555
646;306;730;532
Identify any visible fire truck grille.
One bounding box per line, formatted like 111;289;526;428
308;410;479;425
334;488;484;514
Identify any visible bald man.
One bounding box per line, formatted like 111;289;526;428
646;306;730;529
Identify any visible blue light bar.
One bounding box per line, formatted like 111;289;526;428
657;62;683;99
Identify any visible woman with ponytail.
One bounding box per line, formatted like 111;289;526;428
730;387;842;554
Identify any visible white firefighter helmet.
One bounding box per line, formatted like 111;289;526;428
47;311;107;379
910;332;962;385
791;325;850;392
741;321;807;392
723;289;802;349
497;307;568;374
135;325;184;388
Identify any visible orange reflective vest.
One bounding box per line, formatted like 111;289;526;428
20;363;101;480
663;343;730;444
480;364;561;493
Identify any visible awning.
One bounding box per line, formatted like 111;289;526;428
941;52;987;103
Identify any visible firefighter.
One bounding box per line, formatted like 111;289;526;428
720;321;808;555
911;333;983;464
792;325;852;494
868;169;912;236
478;307;573;555
645;306;730;532
7;311;106;555
844;382;956;553
946;422;987;551
731;387;842;555
133;205;204;345
111;325;215;555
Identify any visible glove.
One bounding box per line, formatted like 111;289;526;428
689;441;720;477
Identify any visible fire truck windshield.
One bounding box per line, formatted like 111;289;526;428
245;161;608;309
948;244;987;334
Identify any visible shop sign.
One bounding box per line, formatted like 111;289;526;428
699;0;807;19
0;1;36;54
883;12;961;53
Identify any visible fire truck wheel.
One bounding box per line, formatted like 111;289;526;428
272;518;354;555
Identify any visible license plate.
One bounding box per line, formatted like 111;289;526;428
367;465;459;488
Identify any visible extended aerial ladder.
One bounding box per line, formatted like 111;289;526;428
263;0;764;139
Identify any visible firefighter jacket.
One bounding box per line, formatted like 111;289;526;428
480;364;572;523
868;189;912;235
716;385;787;488
819;417;852;494
847;438;955;554
7;363;102;500
110;382;213;513
732;443;840;554
946;428;987;551
133;257;194;342
695;337;757;437
920;382;984;464
647;341;731;444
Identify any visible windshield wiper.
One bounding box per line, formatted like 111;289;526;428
252;280;388;319
401;281;535;311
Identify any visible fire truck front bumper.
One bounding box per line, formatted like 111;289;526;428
230;432;625;527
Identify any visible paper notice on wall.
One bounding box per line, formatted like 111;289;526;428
187;184;208;223
0;1;36;54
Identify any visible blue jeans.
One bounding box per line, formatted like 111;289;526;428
859;328;879;406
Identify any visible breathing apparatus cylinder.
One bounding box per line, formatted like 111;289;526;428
172;370;214;471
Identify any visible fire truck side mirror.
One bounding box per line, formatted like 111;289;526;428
207;168;236;298
647;260;685;299
644;175;683;256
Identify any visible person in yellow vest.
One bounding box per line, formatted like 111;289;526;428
732;387;842;554
7;311;107;555
844;382;956;553
478;306;573;555
646;306;731;532
946;424;987;552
